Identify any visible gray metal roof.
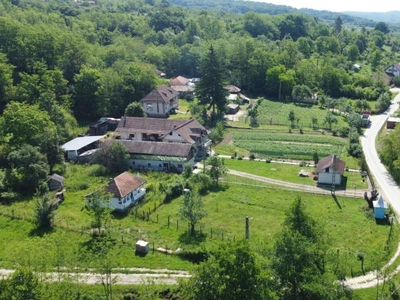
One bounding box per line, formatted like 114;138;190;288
62;136;104;151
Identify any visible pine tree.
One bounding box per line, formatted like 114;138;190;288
196;45;228;123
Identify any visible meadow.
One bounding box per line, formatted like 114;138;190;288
0;164;395;279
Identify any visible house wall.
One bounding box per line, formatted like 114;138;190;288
144;101;167;117
109;187;146;211
318;171;342;185
48;181;62;191
66;150;78;160
129;157;194;173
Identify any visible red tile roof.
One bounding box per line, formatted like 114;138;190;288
106;172;146;198
316;154;346;175
170;76;190;86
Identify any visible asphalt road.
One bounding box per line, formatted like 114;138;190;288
360;90;400;215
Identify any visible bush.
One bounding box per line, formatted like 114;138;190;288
299;161;307;167
299;128;304;134
265;159;272;163
249;153;256;160
238;156;243;160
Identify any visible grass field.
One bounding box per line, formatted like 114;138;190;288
223;159;368;189
0;165;396;278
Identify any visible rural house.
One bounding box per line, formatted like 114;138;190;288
140;86;179;118
112;117;210;172
316;154;346;186
385;63;400;77
106;172;146;211
170;76;194;100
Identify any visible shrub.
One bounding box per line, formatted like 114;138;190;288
238;156;243;160
249;153;256;161
299;128;304;134
266;159;272;163
299;161;307;167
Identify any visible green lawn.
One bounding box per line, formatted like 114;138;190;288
0;165;395;278
223;159;368;189
255;98;348;129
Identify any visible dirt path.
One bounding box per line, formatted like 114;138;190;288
0;268;191;285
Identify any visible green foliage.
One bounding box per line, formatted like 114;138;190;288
182;241;275;300
3;267;42;300
208;121;226;143
272;197;346;299
91;141;129;174
379;125;400;183
83;190;112;229
4;145;49;195
179;190;207;233
160;177;185;203
196;45;228;122
34;194;55;230
124;101;146;117
206;156;227;186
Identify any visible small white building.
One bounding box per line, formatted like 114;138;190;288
316;154;346;186
61;136;104;160
106;172;146;211
135;240;149;254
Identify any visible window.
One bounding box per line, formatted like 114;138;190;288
147;104;153;112
129;134;135;139
148;163;151;167
178;164;183;168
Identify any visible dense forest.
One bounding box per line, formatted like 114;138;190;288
0;0;400;193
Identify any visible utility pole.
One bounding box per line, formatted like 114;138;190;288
245;216;250;240
332;154;336;195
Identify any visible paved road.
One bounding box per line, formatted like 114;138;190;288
344;90;400;289
360;92;400;215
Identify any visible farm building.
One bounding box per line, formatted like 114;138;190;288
387;117;400;129
48;173;64;191
113;117;210;165
61;136;104;160
316;154;345;186
373;195;388;219
106;172;146;211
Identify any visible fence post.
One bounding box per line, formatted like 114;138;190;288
176;219;179;230
168;216;170;228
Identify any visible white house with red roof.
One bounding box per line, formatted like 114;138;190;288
106;172;146;211
316;154;346;185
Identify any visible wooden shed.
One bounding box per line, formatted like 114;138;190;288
387;117;400;129
135;240;149;255
48;173;65;191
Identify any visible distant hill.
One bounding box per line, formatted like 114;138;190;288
168;0;378;28
343;11;400;24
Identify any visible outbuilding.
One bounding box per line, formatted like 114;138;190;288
373;195;388;219
316;154;345;186
135;240;149;255
48;173;64;191
61;136;104;160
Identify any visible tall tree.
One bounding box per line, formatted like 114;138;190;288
196;45;228;122
4;145;49;194
207;156;227;186
124;102;145;117
91;141;129;174
179;190;207;233
182;241;275;300
271;197;345;299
